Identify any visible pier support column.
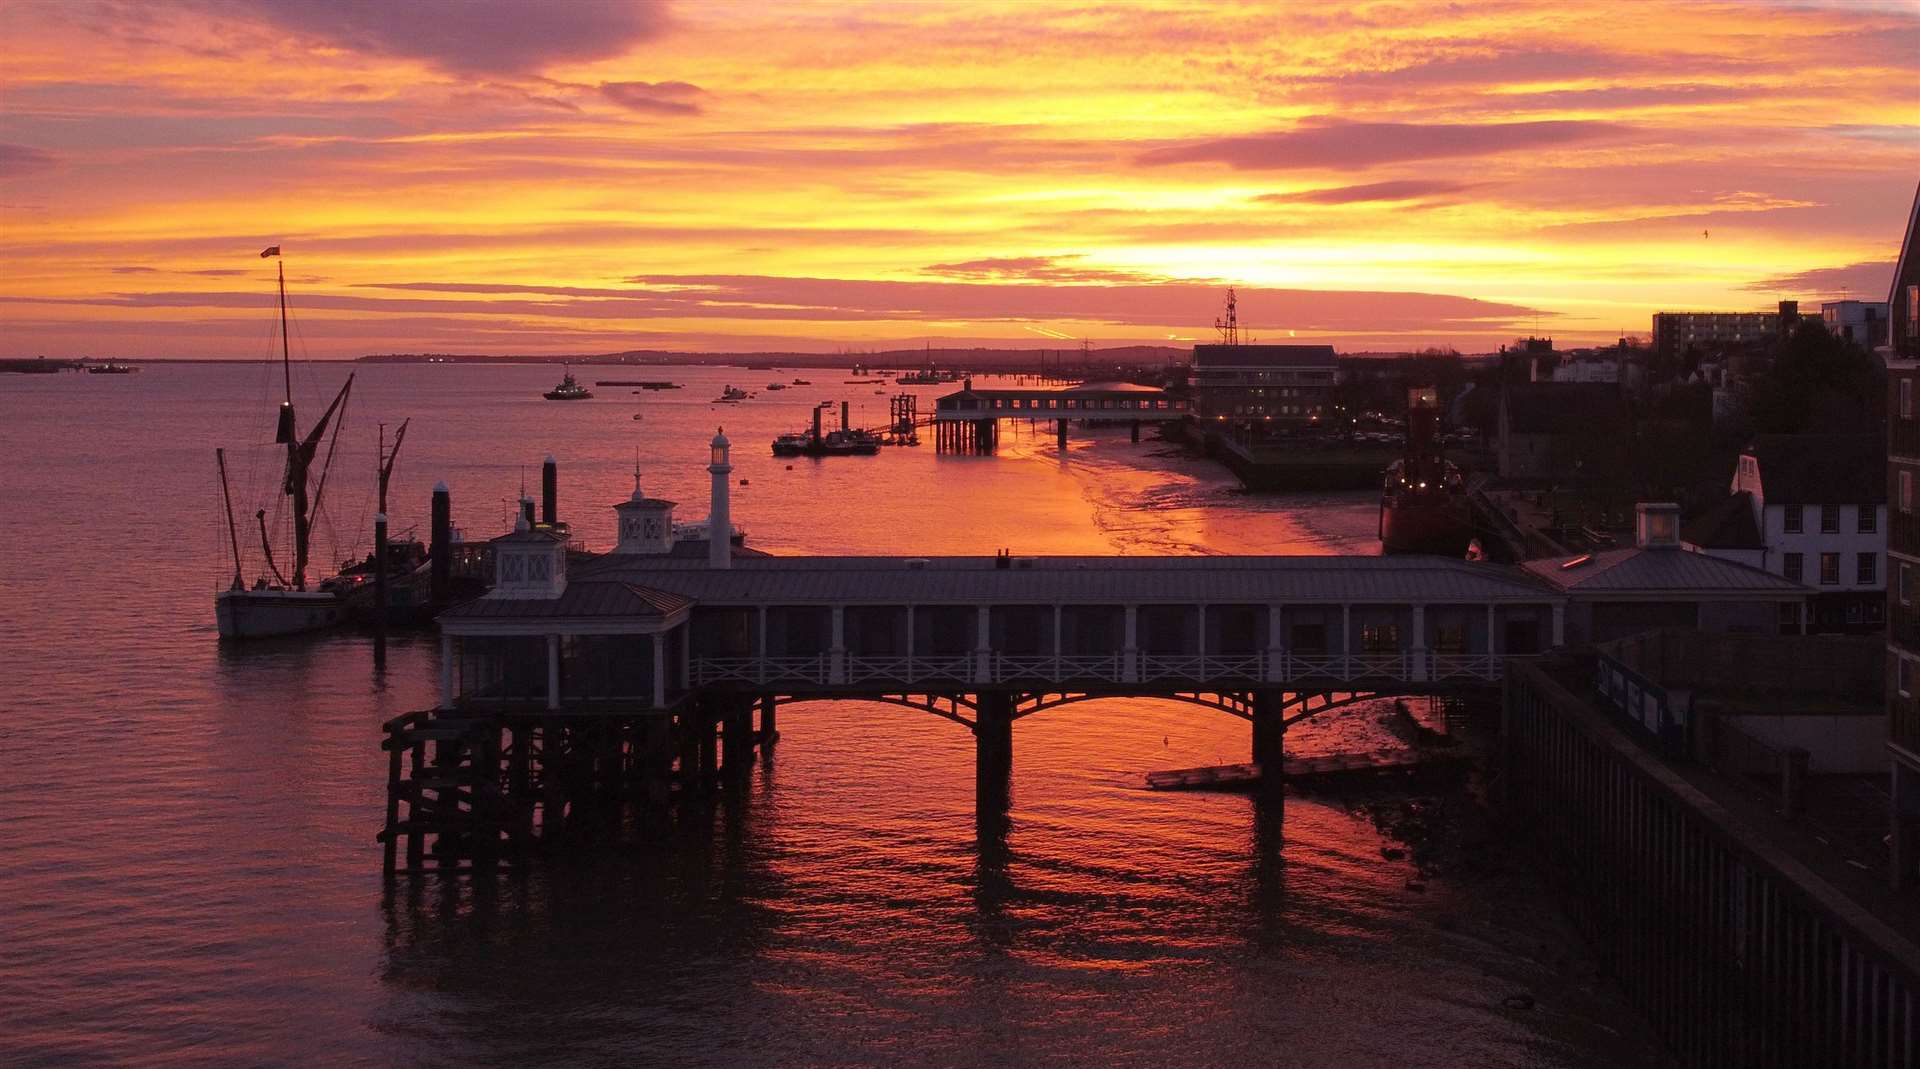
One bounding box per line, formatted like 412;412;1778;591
975;604;994;684
1123;604;1139;682
1056;419;1067;450
697;708;719;786
830;604;847;685
975;692;1013;814
643;715;673;806
1253;690;1287;786
1409;604;1427;682
758;694;778;746
546;634;561;710
1266;604;1286;683
722;700;754;779
1130;420;1140;443
439;634;455;709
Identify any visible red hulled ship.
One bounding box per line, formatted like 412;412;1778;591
1379;387;1474;556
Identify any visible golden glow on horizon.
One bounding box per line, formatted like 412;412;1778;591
1;0;1916;356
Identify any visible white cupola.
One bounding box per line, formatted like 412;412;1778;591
487;509;568;599
613;464;676;555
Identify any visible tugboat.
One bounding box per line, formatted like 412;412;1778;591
1379;386;1473;556
544;366;593;400
214;247;355;638
714;385;748;402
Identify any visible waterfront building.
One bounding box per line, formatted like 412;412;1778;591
1650;301;1798;364
1495;381;1630;480
1823;299;1891;349
1188;343;1337;428
1517;502;1808;643
1884;179;1920;886
1689;434;1887;634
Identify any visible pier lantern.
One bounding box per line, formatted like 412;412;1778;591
708;427;733;570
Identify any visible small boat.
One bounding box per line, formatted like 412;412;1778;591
214;249;355;639
631;413;644;421
86;361;136;374
714;385;748;402
544;367;593;400
792;378;812;386
766;382;787;391
639;381;681;390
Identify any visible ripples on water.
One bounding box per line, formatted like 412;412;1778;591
0;364;1666;1066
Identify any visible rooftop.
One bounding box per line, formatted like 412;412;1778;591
1684;491;1762;550
1192;343;1338;368
1745;434;1886;505
1520;546;1806;595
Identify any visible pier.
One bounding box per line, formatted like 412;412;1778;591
933;381;1187;452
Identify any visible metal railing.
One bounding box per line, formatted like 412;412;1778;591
688;649;1516;689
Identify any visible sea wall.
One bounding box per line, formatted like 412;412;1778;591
1501;657;1920;1068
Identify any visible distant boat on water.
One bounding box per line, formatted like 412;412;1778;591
86;361;136;375
214;248;355;639
544;367;593;400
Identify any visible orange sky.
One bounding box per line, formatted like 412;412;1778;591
2;0;1917;358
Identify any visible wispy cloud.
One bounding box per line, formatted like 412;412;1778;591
1140;120;1633;170
1257;180;1478;206
224;0;673;73
1742;260;1897;298
598;80;704;115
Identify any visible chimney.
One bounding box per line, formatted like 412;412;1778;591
429;481;451;607
520;494;535;528
708;427;732;569
541;454;557;526
1635;501;1681;549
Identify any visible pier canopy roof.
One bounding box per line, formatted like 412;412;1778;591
440;580;692;629
560;553;1557;607
1521;547;1804;595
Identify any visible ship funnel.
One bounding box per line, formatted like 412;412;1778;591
541;455;557;526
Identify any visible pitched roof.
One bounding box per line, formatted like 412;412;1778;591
1684;491;1762;550
1520;547;1804;594
440;581;693;619
568;554;1558;605
1192;343;1339;368
1747;434;1886;505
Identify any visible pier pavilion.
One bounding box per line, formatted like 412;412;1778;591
932;380;1186;451
380;433;1809;874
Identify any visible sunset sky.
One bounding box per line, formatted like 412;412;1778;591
2;0;1917;358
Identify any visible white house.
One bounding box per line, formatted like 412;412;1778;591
1689;434;1886;634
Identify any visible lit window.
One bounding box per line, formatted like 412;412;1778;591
1783;552;1804;582
1820;552;1840;585
1860;552;1878;585
1784;505;1803;533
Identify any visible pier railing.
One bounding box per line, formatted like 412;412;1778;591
689;649;1513;690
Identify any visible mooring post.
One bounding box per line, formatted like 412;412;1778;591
1056;418;1067;450
975;691;1013;814
1130;419;1140;443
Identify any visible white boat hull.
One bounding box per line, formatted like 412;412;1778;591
215;588;345;639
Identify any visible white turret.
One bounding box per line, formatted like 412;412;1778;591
613;460;676;555
708;427;732;569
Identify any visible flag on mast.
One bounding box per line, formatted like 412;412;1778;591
260;245;281;258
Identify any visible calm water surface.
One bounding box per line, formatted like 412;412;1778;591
0;363;1667;1067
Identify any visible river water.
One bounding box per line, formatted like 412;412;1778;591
0;362;1669;1067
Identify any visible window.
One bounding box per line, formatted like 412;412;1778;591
1861;505;1878;534
1904;471;1915;514
1783;552;1803;582
1900;656;1912;699
1784;505;1803;533
1820;552;1840;585
1860;552;1878;585
1361;624;1399;653
1903;377;1914;420
1903;563;1914;606
1821;505;1839;533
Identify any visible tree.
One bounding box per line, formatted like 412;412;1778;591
1746;321;1883;435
